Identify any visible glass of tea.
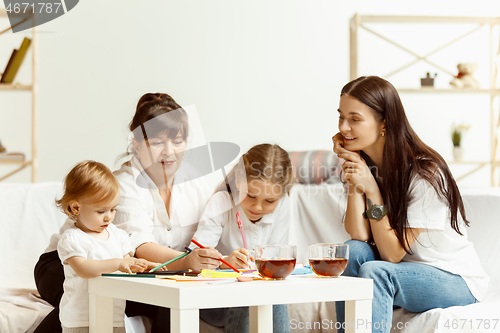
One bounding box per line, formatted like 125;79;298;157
254;245;297;280
308;243;349;277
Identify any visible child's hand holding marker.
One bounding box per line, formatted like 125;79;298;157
183;247;222;273
223;248;249;269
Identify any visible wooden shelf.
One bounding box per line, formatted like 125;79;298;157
398;88;500;95
350;14;500;186
0;8;33;18
358;15;500;24
0;10;37;182
0;160;32;182
0;160;30;165
0;83;32;91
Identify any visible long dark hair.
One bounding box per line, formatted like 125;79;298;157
342;76;469;252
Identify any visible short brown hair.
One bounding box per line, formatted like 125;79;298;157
56;161;119;221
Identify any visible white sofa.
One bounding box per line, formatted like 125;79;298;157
0;182;64;333
1;182;499;333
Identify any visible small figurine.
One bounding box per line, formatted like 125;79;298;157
421;72;437;87
450;63;479;89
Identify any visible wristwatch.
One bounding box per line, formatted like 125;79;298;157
362;198;387;221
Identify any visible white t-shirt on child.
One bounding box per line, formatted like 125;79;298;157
402;177;490;301
190;191;291;255
57;223;134;328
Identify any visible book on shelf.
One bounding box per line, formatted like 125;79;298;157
0;152;25;162
0;37;31;84
0;49;18;83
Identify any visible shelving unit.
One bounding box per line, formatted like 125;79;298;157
0;8;37;182
350;14;500;186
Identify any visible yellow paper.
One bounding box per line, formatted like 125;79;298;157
201;270;241;278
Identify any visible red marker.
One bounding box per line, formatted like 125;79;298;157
191;239;240;273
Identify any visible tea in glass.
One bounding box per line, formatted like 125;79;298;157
254;245;296;280
309;243;349;277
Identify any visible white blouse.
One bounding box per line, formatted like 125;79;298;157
190;191;291;255
402;177;490;301
113;157;213;251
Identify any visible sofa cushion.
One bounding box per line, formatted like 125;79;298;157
288;150;342;185
460;187;500;301
289;182;350;265
0;182;65;289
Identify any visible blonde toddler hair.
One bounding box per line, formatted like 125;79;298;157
55;160;119;221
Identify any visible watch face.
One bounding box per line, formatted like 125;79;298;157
372;207;383;219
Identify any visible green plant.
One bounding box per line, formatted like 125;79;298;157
451;123;471;147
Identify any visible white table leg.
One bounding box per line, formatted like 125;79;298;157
345;299;372;333
171;308;199;333
89;293;113;333
249;304;273;333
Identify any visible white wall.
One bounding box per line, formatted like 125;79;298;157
1;0;500;186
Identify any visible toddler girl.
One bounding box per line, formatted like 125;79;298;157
56;160;161;333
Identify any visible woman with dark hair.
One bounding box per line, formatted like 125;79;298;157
115;93;287;333
332;76;489;333
33;93;227;333
114;93;221;272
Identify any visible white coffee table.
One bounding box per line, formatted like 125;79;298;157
88;275;372;333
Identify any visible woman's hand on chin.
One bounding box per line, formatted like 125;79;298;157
184;247;222;273
338;148;378;195
332;132;346;154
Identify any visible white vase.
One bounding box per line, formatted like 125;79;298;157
453;146;463;161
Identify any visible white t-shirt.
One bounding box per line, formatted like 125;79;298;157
113;157;213;251
190;191;290;255
402;177;490;301
57;223;133;328
45;217;74;253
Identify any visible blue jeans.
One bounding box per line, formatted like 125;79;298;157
336;240;476;333
200;304;290;333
